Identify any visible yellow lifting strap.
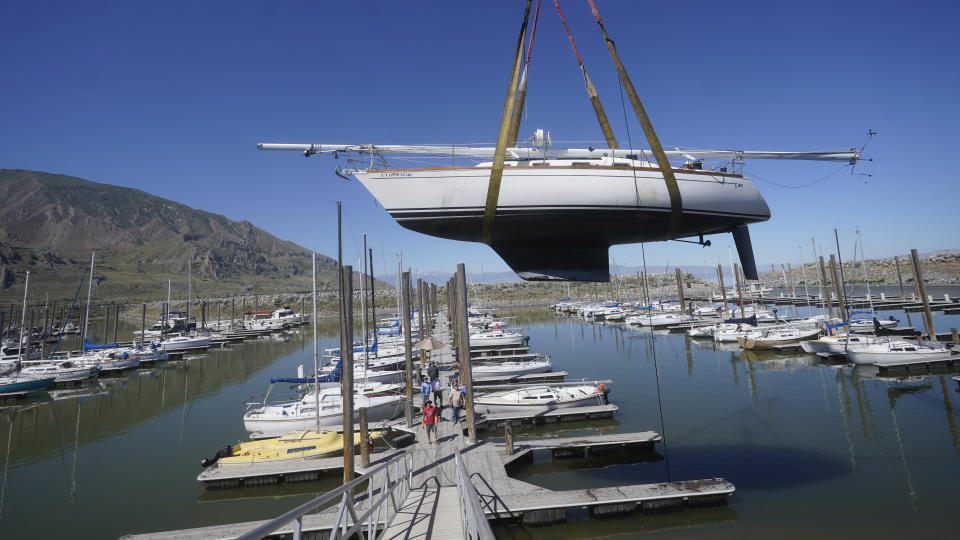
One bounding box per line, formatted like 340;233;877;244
508;0;541;147
587;0;682;239
483;0;533;245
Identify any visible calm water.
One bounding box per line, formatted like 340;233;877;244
0;304;958;539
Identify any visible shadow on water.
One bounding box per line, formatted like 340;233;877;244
493;505;739;539
514;444;850;493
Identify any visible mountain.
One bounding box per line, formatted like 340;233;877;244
0;169;374;301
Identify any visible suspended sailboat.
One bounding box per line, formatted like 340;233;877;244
258;0;861;282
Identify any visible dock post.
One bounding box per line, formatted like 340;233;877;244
818;256;834;319
103;305;110;344
504;420;513;456
951;329;959;345
674;268;686;314
717;265;730;318
113;303;119;343
828;255;847;322
733;263;745;317
417;279;425;375
455;264;477;444
909;249;936;342
140;303;146;345
402;271;414;427
786;263;796;299
231;299;235;331
894;256;907;300
359;407;370;468
340;265;355;484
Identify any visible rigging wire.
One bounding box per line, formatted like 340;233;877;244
641;242;671;483
743;163;852;189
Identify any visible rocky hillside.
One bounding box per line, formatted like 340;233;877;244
0;169;374;301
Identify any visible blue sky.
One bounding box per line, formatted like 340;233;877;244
2;1;958;276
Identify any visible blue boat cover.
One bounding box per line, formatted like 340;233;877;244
271;357;342;384
83;339;119;351
723;314;758;326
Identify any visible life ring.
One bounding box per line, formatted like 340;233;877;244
596;383;605;393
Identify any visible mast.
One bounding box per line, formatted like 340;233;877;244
312;252;319;431
798;246;813;317
83;252;94;345
369;247;377;361
187;260;192;328
857;229;876;318
166;279;171;337
17;271;29;363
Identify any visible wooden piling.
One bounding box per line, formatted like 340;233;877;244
951;328;959;345
141;303;146;345
340;265;355;484
113;303;119;343
818;256;834;319
909;249;936;342
454;264;477;444
717;265;730;318
674;268;686;313
894;256;906;299
359;407;369;468
733;263;745;316
401;271;414;427
505;420;513;456
828;255;846;321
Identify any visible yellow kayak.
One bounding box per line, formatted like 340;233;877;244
207;429;379;467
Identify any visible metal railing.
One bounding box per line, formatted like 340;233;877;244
236;451;412;540
455;450;495;540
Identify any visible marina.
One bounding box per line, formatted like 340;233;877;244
3;2;960;539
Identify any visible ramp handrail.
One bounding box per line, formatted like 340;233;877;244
236;450;412;540
455;450;495;540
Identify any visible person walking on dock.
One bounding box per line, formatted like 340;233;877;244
420;377;431;409
432;377;444;408
449;378;463;423
422;399;439;444
427;361;439;382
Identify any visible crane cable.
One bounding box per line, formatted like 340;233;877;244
483;0;533;245
586;0;682;240
507;0;541;146
553;0;618;149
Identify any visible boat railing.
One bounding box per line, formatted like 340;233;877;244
235;450;412;540
455;450;495;540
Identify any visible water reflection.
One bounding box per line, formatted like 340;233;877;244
498;307;960;538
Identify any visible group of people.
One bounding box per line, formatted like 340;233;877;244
420;362;466;445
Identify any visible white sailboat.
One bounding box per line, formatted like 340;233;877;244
474;384;607;413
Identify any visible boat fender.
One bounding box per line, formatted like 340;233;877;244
200;445;233;468
596;383;604;394
392;433;416;448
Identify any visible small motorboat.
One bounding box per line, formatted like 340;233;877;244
20;360;99;383
845;340;954;366
0;373;56;395
201;429;378;468
162;334;211;352
468;330;527;347
799;334;878;356
472;356;552;379
474;384;608;413
738;327;821;349
626;313;694;327
243;387;404;437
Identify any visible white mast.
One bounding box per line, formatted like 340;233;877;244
798;246;813;317
312;252;319;431
187;260;192;329
83;252;94;344
165;279;171;338
857;228;877;318
17;271;29;363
